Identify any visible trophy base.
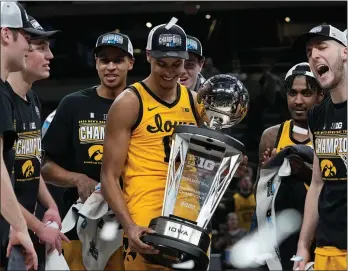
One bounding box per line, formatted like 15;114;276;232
140;216;210;270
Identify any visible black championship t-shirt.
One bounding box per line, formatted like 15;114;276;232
5;83;42;214
42;87;114;211
308;96;347;249
0;80;17;178
0;80;18;260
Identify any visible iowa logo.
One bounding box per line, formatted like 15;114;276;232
88;145;103;161
320;159;337;177
22;160;34;178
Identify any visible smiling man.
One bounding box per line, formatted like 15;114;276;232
292;25;347;271
179;35;205;91
101;19;248;270
3;15;69;269
41;31;134;270
100;21;204;270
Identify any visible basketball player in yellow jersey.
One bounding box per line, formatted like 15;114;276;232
101;21;247;270
259;62;324;166
251;63;324;232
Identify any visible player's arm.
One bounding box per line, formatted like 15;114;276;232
101;89;139;229
37;175;58;210
42;157;82;187
258;125;280;167
296;130;322;252
0;137;27;233
101;89;158;254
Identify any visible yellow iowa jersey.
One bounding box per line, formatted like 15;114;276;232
275;120;312;153
233;192;255;230
122;82;200;227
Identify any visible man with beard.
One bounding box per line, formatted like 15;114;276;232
292;25;347;271
179;35;205;91
252;62;324;270
41;31;134;270
101;20;248;270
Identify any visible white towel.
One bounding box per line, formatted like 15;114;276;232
61;186;122;270
256;158;292;270
45;221;70;270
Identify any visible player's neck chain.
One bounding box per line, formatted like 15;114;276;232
293;125;308;135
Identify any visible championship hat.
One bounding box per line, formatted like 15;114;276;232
1;2;48;38
187;35;204;59
27;15;61;40
93;32;134;58
146;17;189;59
292;25;347;53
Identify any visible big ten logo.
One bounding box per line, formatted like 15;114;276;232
187;155;216;171
331;122;343;130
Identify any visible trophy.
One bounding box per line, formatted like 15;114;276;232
141;74;249;270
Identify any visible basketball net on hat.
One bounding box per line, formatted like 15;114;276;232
165;17;178;30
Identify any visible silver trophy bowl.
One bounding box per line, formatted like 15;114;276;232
197;74;249;130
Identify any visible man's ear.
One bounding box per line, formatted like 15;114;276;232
342;46;347;62
128;57;135;71
146;50;151;63
198;58;205;72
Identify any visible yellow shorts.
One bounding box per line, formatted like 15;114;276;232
314;246;347;270
62;240;124;270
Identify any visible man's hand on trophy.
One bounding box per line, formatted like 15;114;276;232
126;225;160;254
236;155;248;177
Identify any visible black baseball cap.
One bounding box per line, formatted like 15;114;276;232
28;16;61;40
146;22;189;60
93;32;134;58
1;2;49;38
292;25;347;54
187;35;204;59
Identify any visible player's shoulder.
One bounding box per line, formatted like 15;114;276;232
120;84;143;103
261;123;282;139
58;86;98;107
27;89;41;105
309;96;330;117
0;81;13;99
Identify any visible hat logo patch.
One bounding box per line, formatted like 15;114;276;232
158;34;182;48
30;20;43;30
310;26;322;33
102;34;124;45
187;39;198;50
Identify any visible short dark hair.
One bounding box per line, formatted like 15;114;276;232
284;75;323;95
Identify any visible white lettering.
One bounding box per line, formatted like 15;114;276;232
79;125;105;142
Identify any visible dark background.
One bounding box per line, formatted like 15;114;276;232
21;0;347;166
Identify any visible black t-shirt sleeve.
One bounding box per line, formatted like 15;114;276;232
0;92;16;151
42;96;73;162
